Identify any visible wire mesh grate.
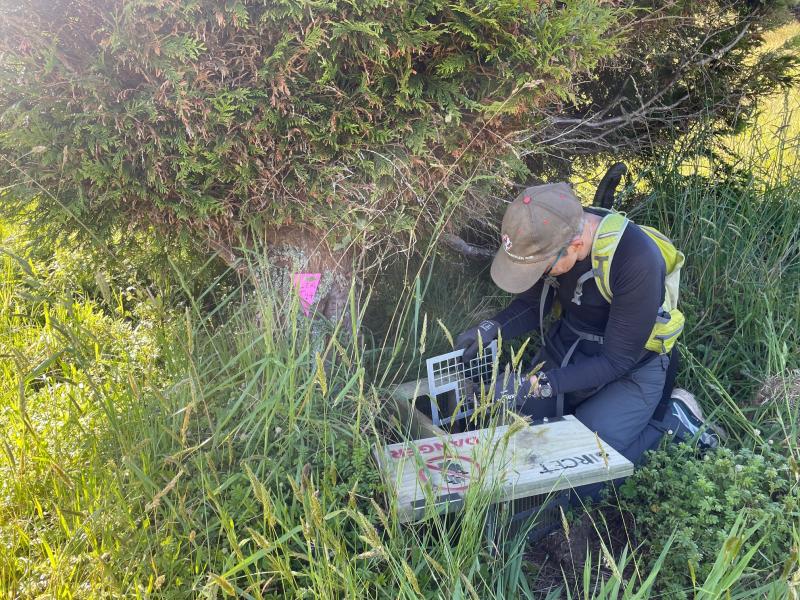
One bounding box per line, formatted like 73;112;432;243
486;490;570;545
425;341;497;427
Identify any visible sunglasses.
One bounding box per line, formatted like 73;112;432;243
544;245;567;275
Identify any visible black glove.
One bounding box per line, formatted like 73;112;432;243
454;320;500;363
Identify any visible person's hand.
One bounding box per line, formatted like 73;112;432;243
528;373;541;396
527;371;553;399
454;320;499;363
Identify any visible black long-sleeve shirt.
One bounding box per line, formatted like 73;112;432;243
492;210;666;395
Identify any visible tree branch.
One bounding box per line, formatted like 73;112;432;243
441;233;494;260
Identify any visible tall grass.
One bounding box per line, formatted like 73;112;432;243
631;146;800;449
0;221;171;596
0;221;547;596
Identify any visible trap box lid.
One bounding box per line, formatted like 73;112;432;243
375;415;633;523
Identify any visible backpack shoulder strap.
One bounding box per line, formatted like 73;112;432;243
588;212;629;303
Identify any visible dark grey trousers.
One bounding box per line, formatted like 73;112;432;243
497;351;669;503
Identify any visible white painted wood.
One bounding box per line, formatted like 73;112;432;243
384;377;446;438
375;415;633;523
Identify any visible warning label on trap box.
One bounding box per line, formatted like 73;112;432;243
418;454;481;493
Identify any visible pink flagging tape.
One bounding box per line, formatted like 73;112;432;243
292;273;322;316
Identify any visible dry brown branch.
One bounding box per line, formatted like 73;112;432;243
515;6;775;159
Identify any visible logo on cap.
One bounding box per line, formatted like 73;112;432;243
502;234;512;252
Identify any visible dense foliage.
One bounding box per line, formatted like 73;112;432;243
0;1;796;265
1;2;799;596
0;0;621;259
545;1;800;158
618;444;799;598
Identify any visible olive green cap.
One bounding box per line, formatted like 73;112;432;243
490;182;584;294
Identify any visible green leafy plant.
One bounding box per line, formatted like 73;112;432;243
618;444;799;598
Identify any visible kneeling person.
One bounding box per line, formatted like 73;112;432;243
456;183;686;465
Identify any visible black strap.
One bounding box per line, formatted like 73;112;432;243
652;345;680;422
593;163;627;210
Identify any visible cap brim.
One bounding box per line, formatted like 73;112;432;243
490;250;550;294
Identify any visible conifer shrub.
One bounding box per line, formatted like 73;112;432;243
0;0;620;258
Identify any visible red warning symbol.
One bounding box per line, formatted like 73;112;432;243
418;454;480;493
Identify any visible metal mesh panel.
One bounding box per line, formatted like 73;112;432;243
425;342;497;427
487;491;570;545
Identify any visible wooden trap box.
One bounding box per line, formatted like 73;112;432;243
376;414;633;523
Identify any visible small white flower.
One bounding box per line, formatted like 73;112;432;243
753;429;761;437
735;464;743;472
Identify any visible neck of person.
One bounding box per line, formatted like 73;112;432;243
577;212;603;261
